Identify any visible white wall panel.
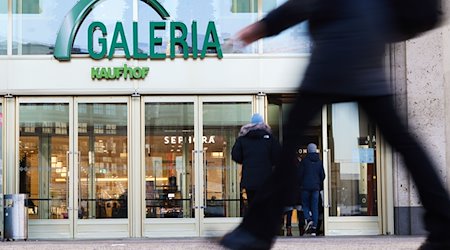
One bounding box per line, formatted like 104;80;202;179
0;55;307;95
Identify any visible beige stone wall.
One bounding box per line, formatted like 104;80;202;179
392;3;450;209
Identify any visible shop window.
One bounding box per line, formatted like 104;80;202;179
73;0;133;56
19;103;70;220
0;1;7;14
12;0;78;55
0;2;6;55
262;0;312;54
231;0;276;13
13;0;42;14
138;0;258;55
231;0;257;13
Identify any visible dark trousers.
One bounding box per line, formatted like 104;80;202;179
302;190;319;228
240;93;450;241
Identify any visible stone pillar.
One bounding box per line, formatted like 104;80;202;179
391;15;448;234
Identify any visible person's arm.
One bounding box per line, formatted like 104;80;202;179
231;138;243;164
234;0;319;45
320;162;326;190
271;138;282;167
262;0;318;37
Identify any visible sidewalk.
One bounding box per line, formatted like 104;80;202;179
0;236;425;250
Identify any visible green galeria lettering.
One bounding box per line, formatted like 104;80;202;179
202;21;222;59
191;21;198;59
133;22;147;59
88;21;223;60
150;22;166;59
170;22;188;59
91;64;149;80
88;22;107;60
109;22;130;59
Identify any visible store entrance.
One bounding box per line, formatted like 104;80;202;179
142;96;253;237
267;95;382;236
267;94;324;236
19;95;254;239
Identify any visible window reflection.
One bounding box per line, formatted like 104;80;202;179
7;0;310;56
19;103;70;219
73;0;133;55
139;0;258;55
12;0;77;55
202;102;251;218
0;1;7;54
78;103;128;219
328;103;378;216
145;103;194;218
262;0;312;53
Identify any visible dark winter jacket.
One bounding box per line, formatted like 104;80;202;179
262;0;391;97
299;153;325;191
232;123;281;190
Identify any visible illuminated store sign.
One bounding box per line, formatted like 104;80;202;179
54;0;222;80
164;136;216;145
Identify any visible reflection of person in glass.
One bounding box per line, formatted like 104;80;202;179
231;113;281;207
220;1;450;249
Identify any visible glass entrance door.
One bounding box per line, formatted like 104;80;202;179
20;97;131;239
142;96;253;237
323;102;381;235
73;97;129;238
199;96;252;236
19;98;73;239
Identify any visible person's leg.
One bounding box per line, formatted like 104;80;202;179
285;209;293;228
360;95;450;245
285;208;293;236
311;190;320;230
301;190;312;223
222;93;329;246
296;207;305;236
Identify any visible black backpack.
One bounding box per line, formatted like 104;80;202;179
389;0;443;42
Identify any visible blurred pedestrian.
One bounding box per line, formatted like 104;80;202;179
220;1;450;250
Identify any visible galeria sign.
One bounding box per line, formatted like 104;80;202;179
88;21;222;60
54;0;223;81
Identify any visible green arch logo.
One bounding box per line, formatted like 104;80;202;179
54;0;170;61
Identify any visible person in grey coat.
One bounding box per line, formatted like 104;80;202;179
220;1;450;250
232;113;281;207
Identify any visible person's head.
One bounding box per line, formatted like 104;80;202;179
251;113;264;124
307;143;317;153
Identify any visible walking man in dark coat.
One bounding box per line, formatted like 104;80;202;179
220;1;450;249
298;143;325;236
232;113;281;207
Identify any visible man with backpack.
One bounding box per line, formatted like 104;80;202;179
220;1;449;249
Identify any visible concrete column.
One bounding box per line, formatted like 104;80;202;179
392;16;448;234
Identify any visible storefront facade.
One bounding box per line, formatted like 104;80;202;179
3;0;449;239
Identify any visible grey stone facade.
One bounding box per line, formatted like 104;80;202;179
391;3;450;234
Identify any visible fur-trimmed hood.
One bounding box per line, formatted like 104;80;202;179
238;123;272;137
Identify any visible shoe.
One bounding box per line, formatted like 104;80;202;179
286;227;292;237
299;227;305;236
418;239;450;250
309;226;317;236
220;227;273;250
304;219;313;232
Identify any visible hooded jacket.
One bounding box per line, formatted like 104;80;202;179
232;123;281;190
299;152;325;191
